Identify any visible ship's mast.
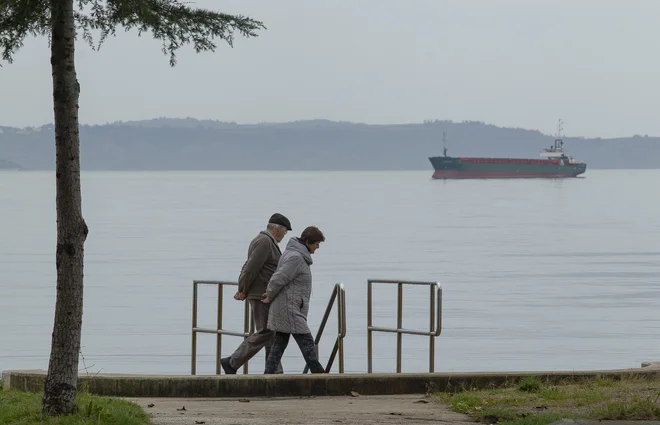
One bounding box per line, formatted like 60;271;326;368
539;119;567;159
442;131;448;157
554;119;564;150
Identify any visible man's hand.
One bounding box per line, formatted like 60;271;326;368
261;292;272;304
234;291;247;301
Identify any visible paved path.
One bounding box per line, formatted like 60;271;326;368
129;394;475;425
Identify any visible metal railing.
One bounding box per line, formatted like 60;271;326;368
367;279;442;373
303;283;347;374
191;280;254;375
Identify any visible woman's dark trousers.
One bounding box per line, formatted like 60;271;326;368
264;331;325;374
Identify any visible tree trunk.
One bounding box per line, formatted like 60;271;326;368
42;0;88;416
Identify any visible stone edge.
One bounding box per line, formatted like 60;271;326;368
3;362;659;398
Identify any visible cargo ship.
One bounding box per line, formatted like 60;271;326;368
429;121;587;179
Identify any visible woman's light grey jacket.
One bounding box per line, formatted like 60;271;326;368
266;237;314;335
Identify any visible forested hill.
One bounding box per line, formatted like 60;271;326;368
0;158;22;169
1;119;658;170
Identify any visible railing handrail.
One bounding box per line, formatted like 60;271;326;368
193;280;238;285
191;280;253;375
367;278;441;286
367;279;443;373
304;282;347;374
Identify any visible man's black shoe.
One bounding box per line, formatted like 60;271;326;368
220;357;237;374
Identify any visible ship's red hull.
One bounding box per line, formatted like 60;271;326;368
432;170;581;179
429;155;587;179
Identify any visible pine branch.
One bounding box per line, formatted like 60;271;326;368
1;0;265;66
0;0;50;64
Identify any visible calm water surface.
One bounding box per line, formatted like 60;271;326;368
1;170;659;375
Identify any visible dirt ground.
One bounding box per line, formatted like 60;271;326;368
129;394;476;425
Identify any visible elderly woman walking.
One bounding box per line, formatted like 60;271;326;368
262;226;326;374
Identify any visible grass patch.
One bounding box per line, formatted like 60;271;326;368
518;377;542;393
436;374;660;425
0;387;150;425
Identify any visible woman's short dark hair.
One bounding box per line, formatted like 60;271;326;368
300;226;325;245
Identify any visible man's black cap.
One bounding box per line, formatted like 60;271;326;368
269;213;292;231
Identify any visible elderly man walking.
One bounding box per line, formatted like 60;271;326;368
220;213;292;374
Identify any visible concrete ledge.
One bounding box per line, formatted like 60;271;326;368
4;362;659;398
550;420;660;425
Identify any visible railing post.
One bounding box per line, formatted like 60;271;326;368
191;281;198;375
338;286;345;373
216;283;223;375
396;282;403;373
436;285;443;338
367;280;373;373
429;284;435;373
243;301;251;374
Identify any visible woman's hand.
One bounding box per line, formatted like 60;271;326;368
261;293;272;304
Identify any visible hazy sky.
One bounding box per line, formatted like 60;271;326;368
1;0;659;138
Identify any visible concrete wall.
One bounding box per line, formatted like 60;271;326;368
4;364;659;398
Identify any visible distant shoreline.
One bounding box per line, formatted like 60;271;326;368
2;119;659;170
